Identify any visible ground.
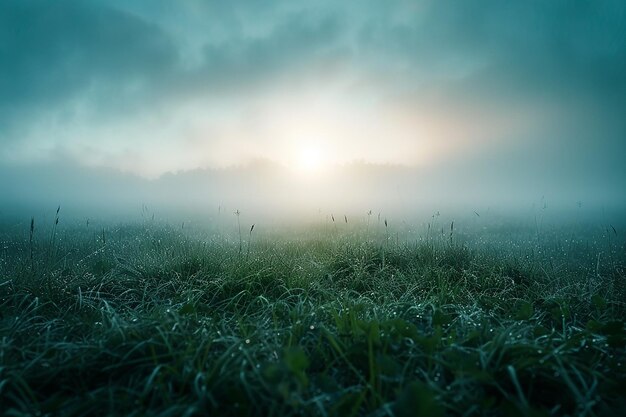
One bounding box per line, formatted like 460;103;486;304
0;219;624;416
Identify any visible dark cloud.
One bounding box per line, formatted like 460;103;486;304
0;0;350;141
0;0;178;133
354;0;626;173
3;0;624;127
199;13;343;85
360;1;626;98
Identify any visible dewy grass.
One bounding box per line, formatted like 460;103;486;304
0;220;624;416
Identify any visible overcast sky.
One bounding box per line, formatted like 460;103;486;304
1;0;625;213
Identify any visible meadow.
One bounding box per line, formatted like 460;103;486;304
0;212;624;416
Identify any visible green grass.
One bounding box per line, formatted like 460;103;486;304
0;220;625;416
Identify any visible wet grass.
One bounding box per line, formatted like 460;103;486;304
0;221;625;416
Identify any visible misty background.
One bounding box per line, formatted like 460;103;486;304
1;0;625;224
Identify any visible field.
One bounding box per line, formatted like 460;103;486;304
1;214;625;416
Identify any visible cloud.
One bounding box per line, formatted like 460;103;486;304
353;0;626;168
3;0;625;117
0;0;350;165
0;0;179;135
200;12;343;81
360;1;626;90
0;0;623;193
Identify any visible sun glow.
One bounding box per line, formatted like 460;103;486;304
294;145;326;174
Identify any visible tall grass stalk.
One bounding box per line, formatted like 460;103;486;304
449;220;454;246
29;217;34;270
235;210;242;255
246;224;255;260
47;206;60;262
383;218;388;269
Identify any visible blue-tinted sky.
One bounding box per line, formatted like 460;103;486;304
0;0;625;211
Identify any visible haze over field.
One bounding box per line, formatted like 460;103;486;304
2;3;626;416
1;0;625;218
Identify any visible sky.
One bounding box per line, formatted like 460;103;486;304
1;0;625;216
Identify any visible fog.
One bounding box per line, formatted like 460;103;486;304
2;156;624;230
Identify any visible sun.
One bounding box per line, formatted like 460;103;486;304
295;146;325;173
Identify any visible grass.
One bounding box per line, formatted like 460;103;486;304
0;218;624;416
